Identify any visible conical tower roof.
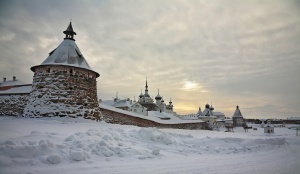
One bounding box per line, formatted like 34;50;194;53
31;22;99;77
233;105;243;117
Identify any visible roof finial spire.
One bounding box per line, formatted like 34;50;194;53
63;21;76;41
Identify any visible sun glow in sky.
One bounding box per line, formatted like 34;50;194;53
0;0;300;118
182;80;198;91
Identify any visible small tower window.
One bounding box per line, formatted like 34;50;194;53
70;69;73;75
47;68;50;73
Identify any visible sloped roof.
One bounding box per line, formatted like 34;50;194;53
233;105;243;117
200;108;213;116
31;23;99;77
113;99;133;108
0;85;31;94
0;79;26;87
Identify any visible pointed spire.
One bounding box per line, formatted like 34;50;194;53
63;22;77;41
155;88;162;100
144;78;149;96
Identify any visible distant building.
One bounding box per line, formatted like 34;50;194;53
232;105;245;126
180;104;225;122
197;104;217;122
264;120;274;133
0;76;31;116
138;80;175;114
101;80;175;116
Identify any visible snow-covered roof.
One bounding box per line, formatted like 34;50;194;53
148;111;171;119
196;107;202;115
286;117;300;120
200;108;213;116
113;99;133;108
99;103;204;124
213;112;225;116
31;23;99;77
0;79;26;87
101;100;115;106
180;114;199;120
233;105;243;117
0;85;31;94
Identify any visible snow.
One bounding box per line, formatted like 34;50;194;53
0;85;31;94
100;103;204;124
39;39;96;74
0;79;27;87
0;116;300;174
287;117;300;120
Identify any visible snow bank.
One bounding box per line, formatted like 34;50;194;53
0;117;299;174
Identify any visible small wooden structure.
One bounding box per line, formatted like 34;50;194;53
264;120;274;134
224;119;234;132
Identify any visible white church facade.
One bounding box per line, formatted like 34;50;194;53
101;79;175;116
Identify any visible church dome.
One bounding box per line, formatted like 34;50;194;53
155;89;162;100
139;93;143;98
155;95;162;100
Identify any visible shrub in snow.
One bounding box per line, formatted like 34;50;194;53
5;140;16;146
70;151;84;161
99;146;114;157
152;149;160;155
137;128;173;145
65;135;76;142
47;155;61;164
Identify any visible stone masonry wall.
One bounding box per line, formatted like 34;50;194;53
0;94;29;116
23;65;101;119
100;107;209;130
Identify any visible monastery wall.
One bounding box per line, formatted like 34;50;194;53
100;107;209;130
23;65;101;119
0;94;29;116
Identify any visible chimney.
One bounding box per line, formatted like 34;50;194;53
3;77;6;82
13;76;16;81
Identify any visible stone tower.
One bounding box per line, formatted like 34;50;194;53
232;105;244;126
23;22;102;119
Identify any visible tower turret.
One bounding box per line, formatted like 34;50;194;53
24;22;101;120
63;22;76;40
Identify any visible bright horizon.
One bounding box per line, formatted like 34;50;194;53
0;0;299;119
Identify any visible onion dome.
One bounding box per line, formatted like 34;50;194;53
155;89;162;100
205;103;210;108
139;90;143;98
169;97;172;104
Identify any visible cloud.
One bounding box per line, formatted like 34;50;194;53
0;0;299;118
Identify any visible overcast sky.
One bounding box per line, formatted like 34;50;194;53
0;0;299;118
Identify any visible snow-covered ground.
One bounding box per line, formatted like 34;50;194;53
0;116;299;174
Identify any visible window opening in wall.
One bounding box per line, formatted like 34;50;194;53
70;69;73;75
47;68;50;73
